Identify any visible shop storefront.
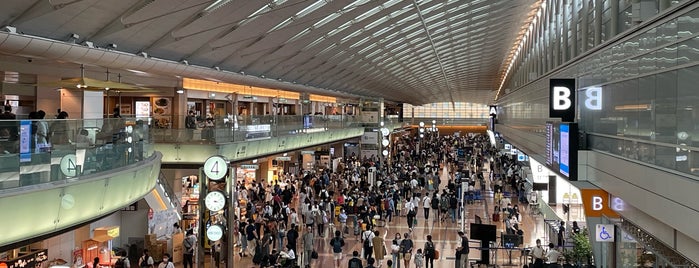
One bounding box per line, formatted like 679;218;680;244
180;175;200;232
236;164;259;186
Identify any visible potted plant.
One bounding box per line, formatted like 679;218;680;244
563;228;593;267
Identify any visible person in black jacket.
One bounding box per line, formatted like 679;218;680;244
348;251;363;268
286;224;299;253
455;231;469;268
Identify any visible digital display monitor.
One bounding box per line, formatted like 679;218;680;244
303;115;313;129
470;223;496;241
545;122;578;180
502;234;520;248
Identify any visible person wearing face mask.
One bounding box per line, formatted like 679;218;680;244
530;239;545;268
157;253;175;268
391;233;402;268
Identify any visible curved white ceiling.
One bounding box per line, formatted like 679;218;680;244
0;0;536;105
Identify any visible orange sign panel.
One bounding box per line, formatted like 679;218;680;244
580;189;619;218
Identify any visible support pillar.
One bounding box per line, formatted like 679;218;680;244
594;0;604;45
581;0;590;52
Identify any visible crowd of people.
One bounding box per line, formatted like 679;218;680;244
229;131;514;268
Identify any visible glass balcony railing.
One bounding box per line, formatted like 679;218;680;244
149;114;400;144
0;115;404;191
588;133;699;178
0;118;155;191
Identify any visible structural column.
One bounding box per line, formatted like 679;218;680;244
610;0;619;37
580;0;589;52
570;0;579;59
562;0;570;63
594;0;603;46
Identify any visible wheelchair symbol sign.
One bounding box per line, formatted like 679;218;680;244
596;224;615;242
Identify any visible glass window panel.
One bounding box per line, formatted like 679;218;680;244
638;28;656;53
656;19;678;47
654;71;678;145
619;6;632;33
676;66;699;140
677;7;699;38
654;145;677;170
677;37;699;65
655;45;678;70
637;76;656;141
638;51;657;74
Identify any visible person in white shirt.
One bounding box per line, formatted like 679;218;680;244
545;243;561;264
157;253;175;268
530;239;545;267
362;226;376;260
422;195;431;220
281;244;296;264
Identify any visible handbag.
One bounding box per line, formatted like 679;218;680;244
311;250;319;259
434;249;440;259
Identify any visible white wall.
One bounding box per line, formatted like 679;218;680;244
44;230;76;263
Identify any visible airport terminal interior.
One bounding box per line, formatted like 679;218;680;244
0;0;698;267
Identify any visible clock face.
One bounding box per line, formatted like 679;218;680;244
60;154;78;177
61;194;75;210
207;225;224;241
204;156;229;180
205;191;226;211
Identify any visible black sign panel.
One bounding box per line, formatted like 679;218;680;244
488;106;497;118
549;79;576;122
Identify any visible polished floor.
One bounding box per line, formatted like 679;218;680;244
201;164;576;268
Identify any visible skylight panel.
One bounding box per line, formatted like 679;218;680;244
396;13;418;25
314;12;341;29
297;0;328;19
350;36;372;49
393;43;409;52
356;43;377;55
268;17;294;32
405;30;422;40
356;6;382;22
366;50;382;60
204;0;233;13
364;16;389;30
318;43;338;55
372;26;392;37
342;0;371;11
471;4;490;14
421;2;445;14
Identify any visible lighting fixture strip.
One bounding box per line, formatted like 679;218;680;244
494;0;545;101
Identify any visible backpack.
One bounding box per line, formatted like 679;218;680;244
440;196;449;210
331;238;343;253
425;241;435;256
140;255;150;267
349;258;363;268
431;198;439;209
114;257;125;268
363;232;372;248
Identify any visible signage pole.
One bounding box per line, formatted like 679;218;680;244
196;168;205;268
227;166;235;268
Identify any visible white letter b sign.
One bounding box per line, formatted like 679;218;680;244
549;79;576;122
553;86;572;110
